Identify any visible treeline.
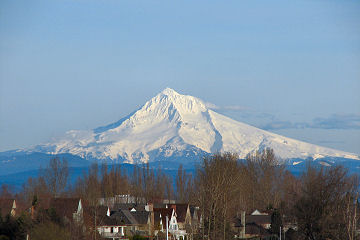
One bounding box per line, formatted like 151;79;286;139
17;159;180;206
196;149;360;240
1;148;359;240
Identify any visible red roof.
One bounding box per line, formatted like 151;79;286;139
169;204;188;223
154;208;173;226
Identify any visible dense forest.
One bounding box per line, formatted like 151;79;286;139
0;148;359;240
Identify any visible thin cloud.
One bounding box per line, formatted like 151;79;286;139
223;105;248;111
204;102;220;110
262;121;300;130
204;102;248;112
205;102;360;131
262;113;360;130
310;114;360;129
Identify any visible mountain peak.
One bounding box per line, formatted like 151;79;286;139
26;88;359;164
161;87;179;96
150;88;207;115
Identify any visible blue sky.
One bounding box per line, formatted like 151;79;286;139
1;0;359;154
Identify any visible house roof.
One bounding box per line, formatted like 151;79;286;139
245;222;271;236
154;211;161;226
49;198;81;220
246;215;271;225
83;205;109;227
121;209;140;225
233;217;243;228
169;204;188;223
114;203;147;212
106;209;149;226
233;214;271;228
0;199;15;217
190;206;201;221
131;211;149;225
110;209;134;225
153;203;167;208
154;208;173;227
34;197;51;210
189;206;196;217
250;209;271;215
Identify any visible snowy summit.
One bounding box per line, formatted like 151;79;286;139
32;88;359;163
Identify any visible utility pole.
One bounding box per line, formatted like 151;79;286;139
94;206;97;240
166;215;169;240
279;226;281;240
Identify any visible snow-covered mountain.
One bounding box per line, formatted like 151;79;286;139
26;88;358;164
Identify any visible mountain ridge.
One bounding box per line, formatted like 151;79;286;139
25;88;359;162
1;88;358;176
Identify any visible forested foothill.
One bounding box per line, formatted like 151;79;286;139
0;148;359;240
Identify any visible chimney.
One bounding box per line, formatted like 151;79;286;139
146;202;154;236
241;211;246;238
107;207;110;217
145;202;153;212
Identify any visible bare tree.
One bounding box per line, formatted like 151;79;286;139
176;164;187;202
0;184;13;198
130;164;144;204
241;148;285;211
112;164;129;196
20;176;50;206
100;163;110;198
71;162;102;240
344;191;359;240
164;174;174;204
196;153;241;240
42;157;69;197
293;163;359;240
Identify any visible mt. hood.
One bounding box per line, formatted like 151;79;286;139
29;88;358;163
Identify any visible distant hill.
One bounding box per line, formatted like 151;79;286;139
2;158;360;192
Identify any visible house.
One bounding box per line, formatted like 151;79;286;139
248;209;271;229
233;210;274;239
169;204;193;239
116;202;154;235
189;206;201;236
95;206;127;240
154;207;173;233
113;203;149;212
168;204;191;230
251;209;269;216
97;221;126;240
0;198;16;218
189;206;199;226
96;203;153;239
154;207;186;240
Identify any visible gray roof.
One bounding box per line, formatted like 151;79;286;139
109;209;149;226
246;215;271;224
114;203;146;212
122;209;139;225
131;211;149;225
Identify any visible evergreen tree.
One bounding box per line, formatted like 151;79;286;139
270;209;282;235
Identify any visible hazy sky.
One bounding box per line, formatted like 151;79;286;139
1;0;359;154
